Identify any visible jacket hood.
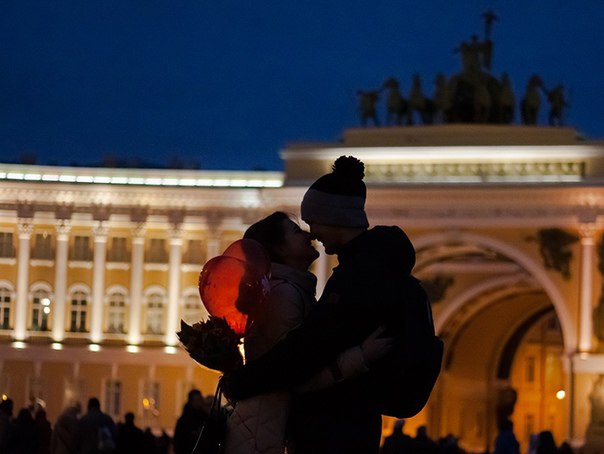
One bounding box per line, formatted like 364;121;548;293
341;225;416;274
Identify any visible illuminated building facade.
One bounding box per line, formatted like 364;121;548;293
2;124;604;452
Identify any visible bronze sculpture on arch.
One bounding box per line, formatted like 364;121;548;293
353;10;568;129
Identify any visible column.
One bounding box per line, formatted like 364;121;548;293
14;220;33;341
165;226;183;346
579;223;595;352
90;223;109;343
205;212;222;259
128;224;145;345
52;221;71;342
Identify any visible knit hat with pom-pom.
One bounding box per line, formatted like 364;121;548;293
300;156;369;228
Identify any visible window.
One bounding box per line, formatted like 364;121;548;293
104;379;122;419
525;356;536;383
31;233;53;260
107;237;129;262
146;293;165;334
182;293;207;325
31;289;51;331
183;240;205;264
27;376;47;410
107;292;126;334
524;413;535;443
0;232;15;258
69;290;88;332
0;287;11;329
71;236;92;261
147;239;167;263
142;380;161;412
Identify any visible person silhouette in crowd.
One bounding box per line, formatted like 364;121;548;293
35;408;53;454
381;419;414;454
173;389;208;454
142;427;159;454
156;429;171;454
4;407;38;453
536;431;558;454
494;419;520;454
115;412;144;454
76;397;116;454
0;398;14;450
413;425;439;454
50;403;81;454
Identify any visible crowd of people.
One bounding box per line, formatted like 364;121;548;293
0;391;211;454
381;420;575;454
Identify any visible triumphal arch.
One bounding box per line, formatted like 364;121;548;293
0;124;603;451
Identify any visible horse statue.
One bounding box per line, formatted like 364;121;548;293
356;89;381;127
520;75;544;125
545;84;569;126
383;77;409;126
473;80;492;123
433;72;451;123
408;74;436;125
498;73;515;124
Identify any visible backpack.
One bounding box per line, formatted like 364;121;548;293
371;276;444;418
97;425;116;453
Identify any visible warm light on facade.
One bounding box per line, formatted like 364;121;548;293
556;390;566;400
88;344;101;352
11;342;26;349
51;343;63;350
126;345;140;353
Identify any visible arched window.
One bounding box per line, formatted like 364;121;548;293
31;288;51;331
69;290;88;332
107;291;127;334
0;285;12;329
146;292;165;334
181;292;208;325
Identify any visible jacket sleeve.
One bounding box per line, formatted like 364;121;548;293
295;345;369;392
223;302;374;400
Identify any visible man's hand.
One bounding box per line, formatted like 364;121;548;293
361;326;393;366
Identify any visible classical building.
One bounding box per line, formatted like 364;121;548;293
2;124;604;452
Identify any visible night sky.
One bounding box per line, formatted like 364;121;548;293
0;1;602;171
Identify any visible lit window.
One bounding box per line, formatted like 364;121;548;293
183;240;205;264
0;287;11;329
146;293;165;334
71;236;92;261
31;233;53;260
107;237;129;262
107;292;127;334
104;379;122;419
31;290;51;331
147;239;167;263
182;294;207;325
525;356;536;383
69;290;88;332
142;380;161;412
0;233;15;258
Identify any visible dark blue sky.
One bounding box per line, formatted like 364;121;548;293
0;1;602;171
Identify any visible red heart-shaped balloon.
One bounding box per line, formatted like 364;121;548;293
198;239;271;336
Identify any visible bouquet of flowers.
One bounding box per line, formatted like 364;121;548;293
177;317;244;373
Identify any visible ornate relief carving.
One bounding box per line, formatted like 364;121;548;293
422;274;455;304
526;228;579;279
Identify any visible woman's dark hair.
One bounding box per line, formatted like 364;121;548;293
243;211;290;263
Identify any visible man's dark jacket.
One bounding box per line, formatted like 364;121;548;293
225;226;442;453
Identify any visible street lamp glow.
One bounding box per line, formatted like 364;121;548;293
556;390;566;400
